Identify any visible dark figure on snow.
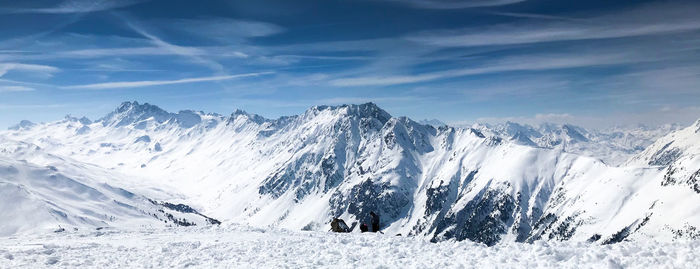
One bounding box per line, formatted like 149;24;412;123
370;211;380;232
360;223;369;233
330;218;350;233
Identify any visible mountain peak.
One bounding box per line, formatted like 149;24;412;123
101;101;172;127
230;109;267;124
348;102;391;123
418;118;446;127
115;101;164;114
63;115;92;125
8;120;36;130
307;102;392;124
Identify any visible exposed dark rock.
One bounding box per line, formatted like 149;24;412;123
149;199;221;225
329;178;411;231
648;142;681;166
669;224;700;240
430;183;516;246
587;234;601;242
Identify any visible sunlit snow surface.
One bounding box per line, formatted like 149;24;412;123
2;103;700;245
0;225;697;268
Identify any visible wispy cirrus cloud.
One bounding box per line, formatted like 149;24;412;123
407;1;700;47
483;11;586;22
408;21;700;47
61;47;208;58
116;14;232;74
0;63;59;78
381;0;525;9
1;0;147;14
164;17;284;41
0;85;36;92
63;72;274;90
328;51;636;86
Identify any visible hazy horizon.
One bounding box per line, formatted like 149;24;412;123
4;100;696;131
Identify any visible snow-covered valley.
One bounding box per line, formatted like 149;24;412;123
1;101;699;267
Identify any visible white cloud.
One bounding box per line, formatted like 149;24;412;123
2;0;146;14
484;11;585;21
0;63;59;78
122;18;226;73
406;2;700;47
408;21;700;47
167;18;284;40
62;47;206;58
329;52;633;86
383;0;525;9
0;85;36;92
63;72;274;90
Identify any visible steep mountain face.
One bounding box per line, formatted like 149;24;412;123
473;121;680;166
626;119;700;196
1;102;698;245
532;121;700;243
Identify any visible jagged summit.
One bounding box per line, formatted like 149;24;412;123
306;102;392;124
2;101;700;245
115;101;165;114
561;124;589;143
63;115;92;125
100;101;172;127
94;101;394;129
230;109;268;124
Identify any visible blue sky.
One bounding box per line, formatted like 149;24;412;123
1;0;699;128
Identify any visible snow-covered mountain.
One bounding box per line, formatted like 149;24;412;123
0;138;219;236
1;101;698;246
417;119;446;127
627;119;700;167
472;121;681;166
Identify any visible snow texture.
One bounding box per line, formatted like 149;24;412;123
0;225;698;269
1;101;699;247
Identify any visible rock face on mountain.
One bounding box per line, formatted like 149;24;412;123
1;102;698;244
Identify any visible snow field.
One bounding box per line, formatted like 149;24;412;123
1;224;697;269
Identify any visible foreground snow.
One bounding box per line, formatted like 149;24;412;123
1;225;697;268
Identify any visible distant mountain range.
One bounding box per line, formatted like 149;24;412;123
1;101;698;245
471;121;682;166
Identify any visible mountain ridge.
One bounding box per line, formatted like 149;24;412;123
2;102;699;245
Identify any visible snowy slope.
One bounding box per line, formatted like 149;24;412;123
0;138;219;235
1;225;698;268
1;101;698;246
473;122;680;166
627;119;700;167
